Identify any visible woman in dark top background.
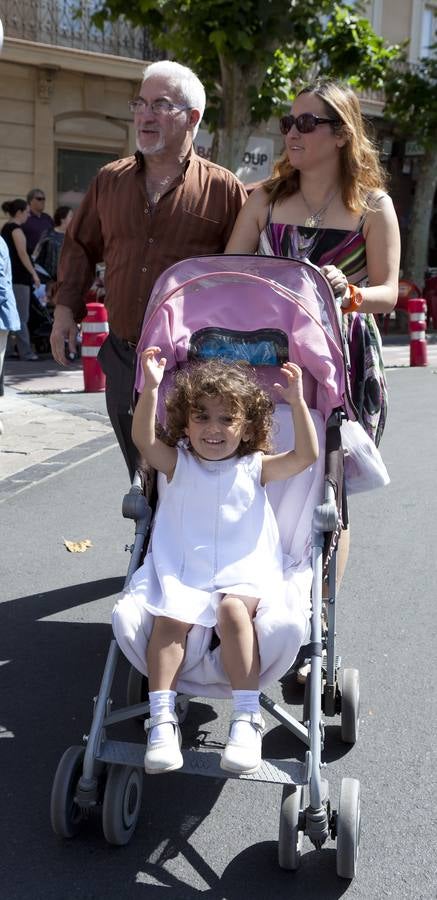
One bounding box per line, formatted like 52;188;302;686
1;198;41;360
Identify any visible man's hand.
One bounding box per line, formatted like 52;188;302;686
50;305;78;365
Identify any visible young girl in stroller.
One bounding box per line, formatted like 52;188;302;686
114;346;318;777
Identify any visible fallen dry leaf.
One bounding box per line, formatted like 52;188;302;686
64;538;93;553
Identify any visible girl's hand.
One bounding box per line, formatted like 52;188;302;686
274;362;304;406
141;346;167;388
321;264;348;301
33;273;41;288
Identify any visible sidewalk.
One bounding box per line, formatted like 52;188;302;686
0;354;115;484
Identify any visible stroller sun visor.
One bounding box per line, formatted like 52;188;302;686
135;256;355;423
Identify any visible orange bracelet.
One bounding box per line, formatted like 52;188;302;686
341;283;364;314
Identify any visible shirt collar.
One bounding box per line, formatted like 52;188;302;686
135;147;194;175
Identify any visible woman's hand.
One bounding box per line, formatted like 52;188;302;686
141;346;166;389
274;362;304;406
321;264;349;302
33;273;41;289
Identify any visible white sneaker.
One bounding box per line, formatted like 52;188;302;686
220;712;265;775
144;711;183;774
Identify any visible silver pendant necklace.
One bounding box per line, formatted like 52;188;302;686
300;187;339;228
146;174;172;206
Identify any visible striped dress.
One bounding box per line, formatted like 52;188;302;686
258;212;387;446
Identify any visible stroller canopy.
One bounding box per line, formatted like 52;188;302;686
135;255;355;423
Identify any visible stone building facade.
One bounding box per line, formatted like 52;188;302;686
0;0;436;247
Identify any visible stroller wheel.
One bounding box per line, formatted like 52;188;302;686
336;777;361;879
340;668;360;744
102;765;143;845
50;745;86;838
278;784;304;870
302;670;325;723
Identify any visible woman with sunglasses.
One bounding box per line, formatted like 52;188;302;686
227;79;400;442
226;80;400;654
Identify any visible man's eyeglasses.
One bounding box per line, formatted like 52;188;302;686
34;195;45;201
128;98;190;116
279;113;340;135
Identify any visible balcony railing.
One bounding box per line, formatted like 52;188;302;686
0;0;162;60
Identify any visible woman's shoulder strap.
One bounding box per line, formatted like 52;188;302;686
265;202;274;225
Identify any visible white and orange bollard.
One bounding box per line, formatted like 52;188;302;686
81;302;109;391
408;297;428;367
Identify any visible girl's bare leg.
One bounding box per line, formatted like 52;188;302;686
218;594;264;773
217;594;259;689
147;615;192;691
144;616;191;773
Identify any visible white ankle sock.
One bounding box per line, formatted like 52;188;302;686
148;690;177;744
230;690;260;743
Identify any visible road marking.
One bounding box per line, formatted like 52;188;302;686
0;440;118;504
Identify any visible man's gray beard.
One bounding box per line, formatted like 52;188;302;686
136;136;165;156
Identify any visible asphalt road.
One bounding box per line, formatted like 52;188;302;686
1;366;436;899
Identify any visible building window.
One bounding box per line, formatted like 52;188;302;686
420;4;437;56
57;148;118;208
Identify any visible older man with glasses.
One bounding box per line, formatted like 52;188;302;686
50;60;247;480
22;188;54;255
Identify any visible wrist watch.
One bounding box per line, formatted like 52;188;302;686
341;283;363;314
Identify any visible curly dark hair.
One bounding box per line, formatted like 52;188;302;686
164;359;274;456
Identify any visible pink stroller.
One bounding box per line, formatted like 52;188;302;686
50;255;361;879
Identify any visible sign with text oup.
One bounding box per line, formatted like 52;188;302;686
194;130;274;185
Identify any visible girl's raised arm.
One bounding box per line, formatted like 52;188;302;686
132;347;177;479
261;363;319;484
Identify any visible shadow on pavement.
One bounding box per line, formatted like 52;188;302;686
0;579;352;900
0;580;225;899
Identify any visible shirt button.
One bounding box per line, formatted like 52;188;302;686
138;297;143;303
148;238;154;244
142;266;147;272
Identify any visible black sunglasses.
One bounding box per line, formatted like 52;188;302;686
279;113;340;135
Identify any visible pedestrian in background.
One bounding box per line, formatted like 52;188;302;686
33;205;73;294
50;60;247;479
0;235;20;429
22;188;54;255
1;199;41;360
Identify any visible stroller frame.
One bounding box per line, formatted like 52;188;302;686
50;257;361;878
50;418;360;878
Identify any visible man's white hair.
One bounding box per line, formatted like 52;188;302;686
142;60;206;138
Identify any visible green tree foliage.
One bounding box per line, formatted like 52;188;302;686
384;49;437;285
92;0;399;170
384;50;437;150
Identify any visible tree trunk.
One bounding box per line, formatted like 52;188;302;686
403;147;437;289
214;56;265;172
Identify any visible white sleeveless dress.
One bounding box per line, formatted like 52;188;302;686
126;447;285;627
